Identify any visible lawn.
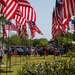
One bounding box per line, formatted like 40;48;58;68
0;55;69;75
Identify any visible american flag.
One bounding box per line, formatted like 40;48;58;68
56;0;67;34
0;0;6;6
5;22;17;31
18;0;31;7
14;0;36;38
31;21;43;35
52;9;57;37
52;8;60;38
19;6;36;24
14;14;27;25
52;0;75;38
28;21;37;39
15;0;36;25
28;21;43;39
63;0;75;19
19;25;28;38
57;0;70;29
0;0;37;38
16;22;22;37
52;0;66;38
62;18;70;29
1;0;18;20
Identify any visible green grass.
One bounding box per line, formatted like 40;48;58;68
0;55;70;75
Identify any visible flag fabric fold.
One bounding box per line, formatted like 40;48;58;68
1;0;18;20
28;21;43;39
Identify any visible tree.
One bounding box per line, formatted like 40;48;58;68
33;39;39;47
56;32;73;49
8;34;21;46
20;35;29;46
38;38;48;48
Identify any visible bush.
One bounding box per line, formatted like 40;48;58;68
66;52;75;57
17;58;75;75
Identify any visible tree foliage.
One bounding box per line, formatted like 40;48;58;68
55;32;73;48
2;34;48;48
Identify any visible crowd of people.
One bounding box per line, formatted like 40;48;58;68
6;45;66;57
0;45;71;65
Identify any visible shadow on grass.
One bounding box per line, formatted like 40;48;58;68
0;70;13;73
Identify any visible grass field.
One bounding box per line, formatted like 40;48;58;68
0;54;69;75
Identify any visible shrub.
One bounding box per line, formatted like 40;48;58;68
17;58;75;75
66;52;75;57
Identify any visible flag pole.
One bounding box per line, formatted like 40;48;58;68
8;22;11;71
0;16;5;52
28;22;31;47
0;16;4;75
66;22;69;53
0;16;7;75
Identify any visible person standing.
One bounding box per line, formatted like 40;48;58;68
0;46;4;65
7;48;12;60
60;46;65;56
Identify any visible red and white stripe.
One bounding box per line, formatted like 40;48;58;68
52;9;58;37
0;0;6;6
15;6;36;25
20;6;36;23
63;0;75;19
15;0;36;25
2;0;18;20
14;14;27;25
5;23;17;31
14;0;36;38
18;0;31;7
19;25;28;38
16;22;22;36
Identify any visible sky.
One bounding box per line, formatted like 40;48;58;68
28;0;56;40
